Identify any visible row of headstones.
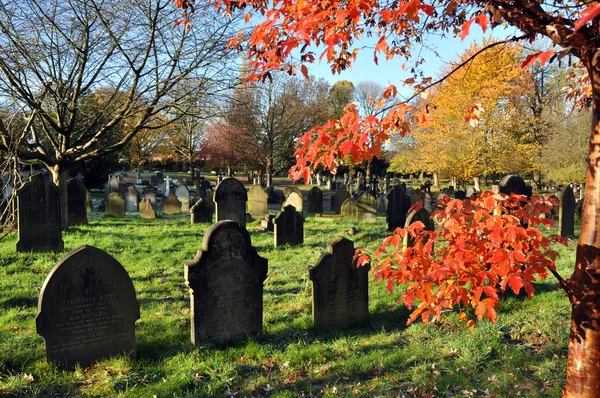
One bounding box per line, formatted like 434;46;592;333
36;221;369;369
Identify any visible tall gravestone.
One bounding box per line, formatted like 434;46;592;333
357;193;377;223
559;185;576;237
185;221;268;344
247;184;268;219
274;205;304;247
283;191;303;213
105;176;126;198
104;192;125;218
125;186;139;212
214;178;248;228
36;245;140;369
376;193;386;214
331;186;351;214
307;186;323;213
142;185;157;205
403;208;435;248
386;184;411;231
309;237;370;329
175;185;191;212
67;178;88;227
17;174;64;252
190;199;214;224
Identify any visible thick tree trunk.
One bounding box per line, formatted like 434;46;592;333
473;176;480;192
433;171;439;188
565;70;600;397
49;165;69;230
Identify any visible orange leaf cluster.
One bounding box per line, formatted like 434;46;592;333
364;192;567;326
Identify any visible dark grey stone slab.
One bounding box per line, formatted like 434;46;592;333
559;185;576;237
307;186;323;213
274;205;304;247
36;245;140;369
67;179;88;227
214;178;247;227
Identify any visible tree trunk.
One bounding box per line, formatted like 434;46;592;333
433;171;439;188
565;69;600;397
473;176;480;192
49;165;69;230
265;162;273;188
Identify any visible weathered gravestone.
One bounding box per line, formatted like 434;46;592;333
341;198;358;221
283;185;302;201
17;174;64;252
376;193;386;214
309;237;370;329
357;193;377;223
466;187;475;198
248;184;269;219
454;190;466;200
559;185;576;237
86;190;93;213
67;178;88;227
185;221;268;344
104;192;125;218
274;205;304;247
175;185;191;212
331;186;351;214
386;184;411;231
214;177;248;227
142;185;157;205
283;191;303;213
548;195;560;219
307;186;324;213
190;199;214;224
161;193;182;215
139;199;157;219
403;208;435;248
491;185;500;194
105;176;126;198
36;245;140;369
125;186;139;212
499;174;532;197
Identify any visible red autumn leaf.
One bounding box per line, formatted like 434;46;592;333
461;17;475;41
475;14;489;33
521;50;554;69
575;4;600;31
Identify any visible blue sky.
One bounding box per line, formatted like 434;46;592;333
305;25;519;97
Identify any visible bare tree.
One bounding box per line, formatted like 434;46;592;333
0;0;241;227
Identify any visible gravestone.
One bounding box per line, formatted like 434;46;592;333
309;237;370;329
247;185;269;219
105;176;126;198
283;185;302;201
175;185;191;212
185;221;268;344
357;193;377;223
214;178;248;227
376;193;387;214
454;190;466;200
331;186;351;214
86;190;93;213
139;199;157;219
423;192;433;213
466;187;475;198
499;174;531;197
559;185;576;237
156;172;164;184
142;185;157;205
125;186;139;212
200;180;212;191
283;191;303;213
548;194;560;219
67;179;88;227
386;184;411;231
274;205;304;247
341;198;358;221
161;193;182;215
307;186;323;213
261;214;275;231
16;174;64;252
403;208;435;248
491;185;500;194
190;199;214;224
196;186;207;200
104;192;125;218
36;245;140;369
150;175;158;186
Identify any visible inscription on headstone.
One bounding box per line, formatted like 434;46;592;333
309;237;370;329
17;174;64;252
185;221;268;344
214;178;248;227
36;245;140;369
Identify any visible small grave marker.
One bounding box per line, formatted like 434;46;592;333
274;205;304;247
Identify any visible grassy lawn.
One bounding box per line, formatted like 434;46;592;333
0;207;575;397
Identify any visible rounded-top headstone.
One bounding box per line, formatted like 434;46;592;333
36;245;140;369
499;175;530;197
214;178;248;227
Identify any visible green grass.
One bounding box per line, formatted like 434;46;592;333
0;210;575;397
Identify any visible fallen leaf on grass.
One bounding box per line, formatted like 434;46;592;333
23;373;34;383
